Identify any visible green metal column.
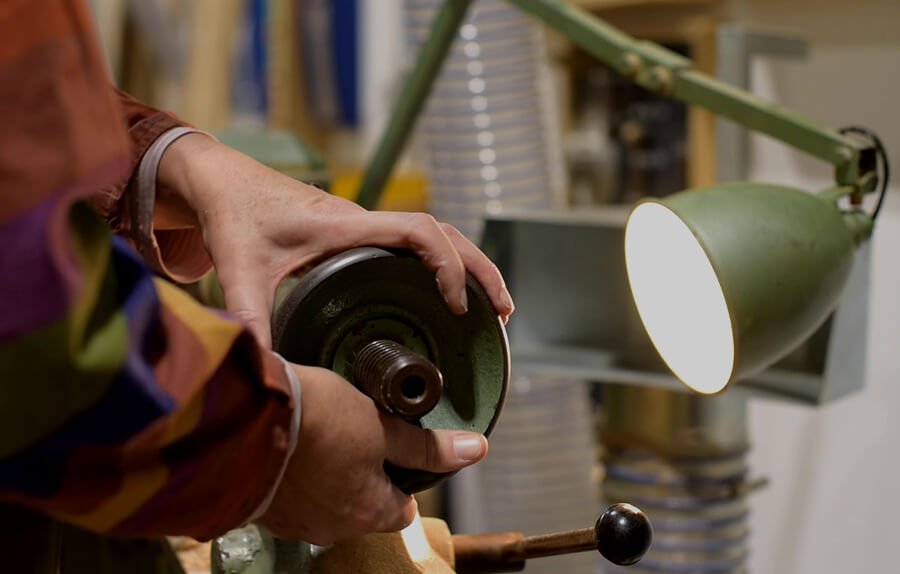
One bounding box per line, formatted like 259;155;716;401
355;0;475;210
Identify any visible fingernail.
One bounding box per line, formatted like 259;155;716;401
459;288;469;313
453;435;485;462
498;288;515;313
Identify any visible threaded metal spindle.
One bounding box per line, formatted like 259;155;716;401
351;340;443;421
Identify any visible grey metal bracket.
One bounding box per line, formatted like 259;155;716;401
715;26;809;182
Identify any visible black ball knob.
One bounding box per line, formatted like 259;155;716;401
594;503;652;566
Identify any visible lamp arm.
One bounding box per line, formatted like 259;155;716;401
507;0;870;188
355;0;874;209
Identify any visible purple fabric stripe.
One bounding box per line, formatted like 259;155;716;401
0;194;71;345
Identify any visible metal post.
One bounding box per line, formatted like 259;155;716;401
714;26;808;182
355;0;475;209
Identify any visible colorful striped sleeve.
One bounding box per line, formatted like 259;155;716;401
0;191;298;540
0;0;299;540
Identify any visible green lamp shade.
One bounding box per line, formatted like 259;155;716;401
624;183;867;394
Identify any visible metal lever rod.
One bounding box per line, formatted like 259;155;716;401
451;503;652;573
516;527;597;558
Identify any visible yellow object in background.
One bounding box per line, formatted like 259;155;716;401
332;171;429;212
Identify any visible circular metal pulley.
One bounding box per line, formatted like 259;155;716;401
271;247;510;493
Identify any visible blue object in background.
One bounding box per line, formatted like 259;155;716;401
232;0;268;123
299;0;359;127
331;0;358;126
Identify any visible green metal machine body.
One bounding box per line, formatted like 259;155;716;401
213;130;330;189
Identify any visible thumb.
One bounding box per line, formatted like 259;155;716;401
219;271;275;349
383;418;488;473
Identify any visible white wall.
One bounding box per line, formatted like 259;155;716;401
360;0;403;153
722;3;900;570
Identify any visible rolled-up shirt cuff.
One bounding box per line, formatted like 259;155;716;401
245;353;303;524
125;127;215;283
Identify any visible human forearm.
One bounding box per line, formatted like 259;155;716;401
153;137;515;348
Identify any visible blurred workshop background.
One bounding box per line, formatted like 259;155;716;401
87;0;899;572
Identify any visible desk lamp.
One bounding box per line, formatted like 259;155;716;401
356;0;889;396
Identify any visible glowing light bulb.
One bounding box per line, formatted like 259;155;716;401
625;202;734;394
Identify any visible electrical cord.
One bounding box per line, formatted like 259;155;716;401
839;126;890;220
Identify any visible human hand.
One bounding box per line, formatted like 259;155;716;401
157;135;514;348
257;364;488;544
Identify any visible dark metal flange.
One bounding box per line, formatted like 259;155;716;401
272;247;510;493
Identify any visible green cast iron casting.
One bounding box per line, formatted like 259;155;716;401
271;247;510;493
